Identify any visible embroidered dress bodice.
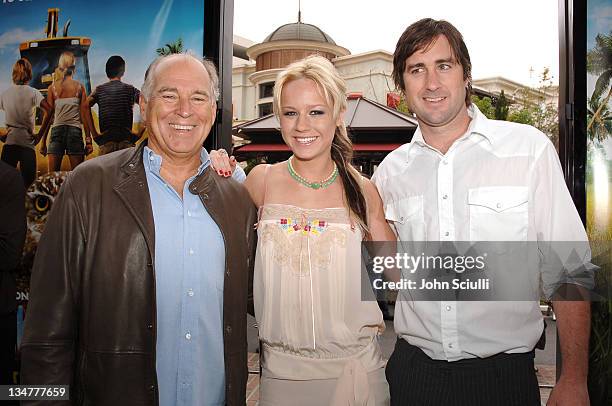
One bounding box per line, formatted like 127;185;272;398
254;203;385;371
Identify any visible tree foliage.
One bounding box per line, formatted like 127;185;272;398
471;95;495;119
494;90;509;121
587;32;612;136
156;37;184;56
507;68;559;147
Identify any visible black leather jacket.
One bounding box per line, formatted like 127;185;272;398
21;143;257;405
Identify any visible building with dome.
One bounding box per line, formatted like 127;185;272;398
232;17;396;123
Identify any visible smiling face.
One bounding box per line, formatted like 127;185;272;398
279;77;342;162
140;56;217;164
402;34;469;133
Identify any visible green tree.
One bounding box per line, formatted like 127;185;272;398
471;95;495;119
507;68;559;146
588;96;612;142
587;32;612;134
494;90;509;121
156;37;184;56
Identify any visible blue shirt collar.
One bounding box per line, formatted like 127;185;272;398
143;146;211;179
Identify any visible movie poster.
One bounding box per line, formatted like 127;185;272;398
585;0;612;403
0;0;205;342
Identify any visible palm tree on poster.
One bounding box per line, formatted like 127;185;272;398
587;32;612;134
156;37;184;56
588;96;612;143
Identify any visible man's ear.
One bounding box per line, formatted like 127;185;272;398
211;101;218;125
139;94;147;121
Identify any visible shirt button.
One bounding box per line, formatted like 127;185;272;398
445;305;452;311
448;343;453;348
442;160;448;165
189;248;194;255
149;156;154;161
185;332;192;340
187;210;192;217
187;289;194;297
444;231;450;237
225;325;232;335
442;194;448;200
496;203;502;209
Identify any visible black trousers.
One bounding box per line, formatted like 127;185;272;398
386;338;541;406
1;144;36;188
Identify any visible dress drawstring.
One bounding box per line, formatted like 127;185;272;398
307;232;316;350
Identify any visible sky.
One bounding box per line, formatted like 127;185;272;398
0;0;203;123
0;0;203;93
234;0;561;88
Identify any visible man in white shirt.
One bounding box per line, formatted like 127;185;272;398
372;18;591;406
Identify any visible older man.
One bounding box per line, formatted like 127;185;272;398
21;54;256;406
372;19;591;406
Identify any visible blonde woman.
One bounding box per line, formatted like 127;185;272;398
40;51;97;171
212;56;395;405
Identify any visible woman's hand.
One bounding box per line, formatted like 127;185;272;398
210;149;236;177
40;143;47;157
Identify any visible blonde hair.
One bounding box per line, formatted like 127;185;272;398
12;58;32;85
273;55;369;236
53;51;76;84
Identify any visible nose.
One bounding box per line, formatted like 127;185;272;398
176;96;192;118
295;113;310;132
425;70;441;91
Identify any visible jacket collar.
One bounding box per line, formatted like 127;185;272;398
114;140;156;258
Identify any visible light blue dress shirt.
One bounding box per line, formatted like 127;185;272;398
143;146;245;406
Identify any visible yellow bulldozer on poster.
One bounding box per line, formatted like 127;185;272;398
0;8;94;173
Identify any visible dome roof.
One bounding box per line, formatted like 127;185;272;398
263;22;336;45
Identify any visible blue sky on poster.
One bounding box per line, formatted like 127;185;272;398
0;0;203;102
234;0;560;88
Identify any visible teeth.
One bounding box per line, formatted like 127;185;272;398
296;137;317;144
425;97;445;102
170;124;195;131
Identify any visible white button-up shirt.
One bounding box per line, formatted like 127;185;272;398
371;105;589;361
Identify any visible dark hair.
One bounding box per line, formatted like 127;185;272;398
12;58;32;85
106;55;126;79
393;18;472;106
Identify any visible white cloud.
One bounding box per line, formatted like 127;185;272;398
146;0;174;55
0;27;45;50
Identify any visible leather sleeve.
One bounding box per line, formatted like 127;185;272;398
21;175;85;405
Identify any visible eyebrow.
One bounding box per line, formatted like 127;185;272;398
157;87;211;97
281;104;328;109
406;58;456;70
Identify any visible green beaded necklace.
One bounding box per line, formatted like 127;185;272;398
287;156;339;190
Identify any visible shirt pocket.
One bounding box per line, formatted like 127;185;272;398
384;195;426;241
468;186;528;241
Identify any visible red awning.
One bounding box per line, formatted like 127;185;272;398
234;143;402;153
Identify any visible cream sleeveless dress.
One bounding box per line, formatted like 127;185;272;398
254;200;389;406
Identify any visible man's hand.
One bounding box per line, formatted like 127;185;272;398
40;143;47;157
210;149;236;177
85;142;94;156
547;377;589;405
